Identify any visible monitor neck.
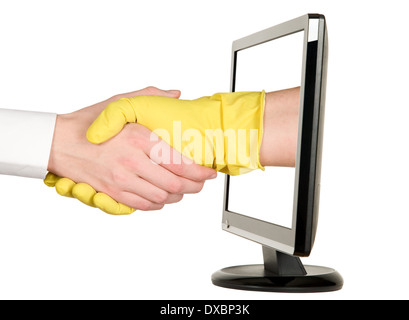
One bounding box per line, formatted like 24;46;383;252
262;246;307;276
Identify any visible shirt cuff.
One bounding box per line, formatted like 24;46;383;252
0;108;57;179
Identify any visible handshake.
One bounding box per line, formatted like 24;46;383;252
45;86;269;215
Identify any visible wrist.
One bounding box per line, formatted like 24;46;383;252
47;114;67;175
259;87;300;167
47;112;95;179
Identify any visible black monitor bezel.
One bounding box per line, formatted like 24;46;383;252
222;14;328;257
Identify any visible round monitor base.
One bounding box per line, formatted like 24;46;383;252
212;264;343;293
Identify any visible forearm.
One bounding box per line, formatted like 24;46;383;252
259;87;300;168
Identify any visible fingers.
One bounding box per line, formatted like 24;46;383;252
133;156;206;195
107;169;186;204
160;150;218;183
71;183;97;208
44;171;183;215
147;133;217;182
44;172;59;187
44;172;130;214
93;193;136;215
107;191;168;212
55;178;76;198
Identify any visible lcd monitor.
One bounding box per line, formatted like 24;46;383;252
211;14;343;293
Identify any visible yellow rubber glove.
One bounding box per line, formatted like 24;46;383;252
44;172;135;215
45;91;265;215
88;91;266;175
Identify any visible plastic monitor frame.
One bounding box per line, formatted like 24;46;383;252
212;14;343;293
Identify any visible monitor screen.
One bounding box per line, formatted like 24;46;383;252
222;14;328;257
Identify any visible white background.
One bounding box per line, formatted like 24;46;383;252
0;0;408;300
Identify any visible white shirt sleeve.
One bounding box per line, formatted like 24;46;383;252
0;108;57;179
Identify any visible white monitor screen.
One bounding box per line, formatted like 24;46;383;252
227;31;304;229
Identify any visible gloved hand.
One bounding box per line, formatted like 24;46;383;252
46;90;265;215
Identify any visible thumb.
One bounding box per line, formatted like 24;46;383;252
137;86;181;99
87;98;136;144
118;87;181;100
163;89;181;98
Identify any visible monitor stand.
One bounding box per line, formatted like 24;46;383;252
211;246;343;293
